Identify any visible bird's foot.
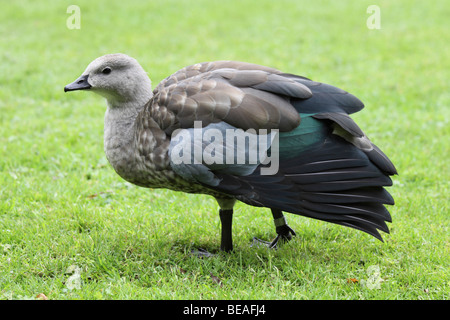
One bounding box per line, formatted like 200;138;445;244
251;225;296;249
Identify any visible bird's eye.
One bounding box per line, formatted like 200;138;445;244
102;67;112;75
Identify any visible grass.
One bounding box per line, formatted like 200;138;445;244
0;0;448;300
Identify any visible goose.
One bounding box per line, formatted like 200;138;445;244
64;53;397;253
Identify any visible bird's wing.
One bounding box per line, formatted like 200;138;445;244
146;61;314;186
280;74;365;115
279;75;396;175
312;112;397;175
148;61;313;134
154;60;308;91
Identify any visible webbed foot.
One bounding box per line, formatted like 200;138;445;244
251;210;296;249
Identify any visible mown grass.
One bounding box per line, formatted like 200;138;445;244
0;0;448;300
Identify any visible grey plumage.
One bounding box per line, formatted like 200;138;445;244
65;54;397;252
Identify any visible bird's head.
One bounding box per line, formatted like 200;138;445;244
64;53;152;108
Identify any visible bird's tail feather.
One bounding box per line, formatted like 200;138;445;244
215;136;395;241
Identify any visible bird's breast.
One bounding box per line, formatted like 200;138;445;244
103;108;225;195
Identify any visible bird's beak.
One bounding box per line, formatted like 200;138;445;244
64;74;91;92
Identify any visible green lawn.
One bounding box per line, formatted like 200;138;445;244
0;0;448;300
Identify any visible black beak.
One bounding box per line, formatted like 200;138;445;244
64;74;91;92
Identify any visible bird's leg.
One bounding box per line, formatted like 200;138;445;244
219;209;233;252
252;209;296;249
191;208;233;257
216;197;236;253
190;198;235;258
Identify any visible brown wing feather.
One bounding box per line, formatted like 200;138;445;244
149;61;312;134
154;60;284;91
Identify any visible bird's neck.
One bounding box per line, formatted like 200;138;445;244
103;75;153;150
103;90;152;175
105;75;153;110
104;104;139;160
